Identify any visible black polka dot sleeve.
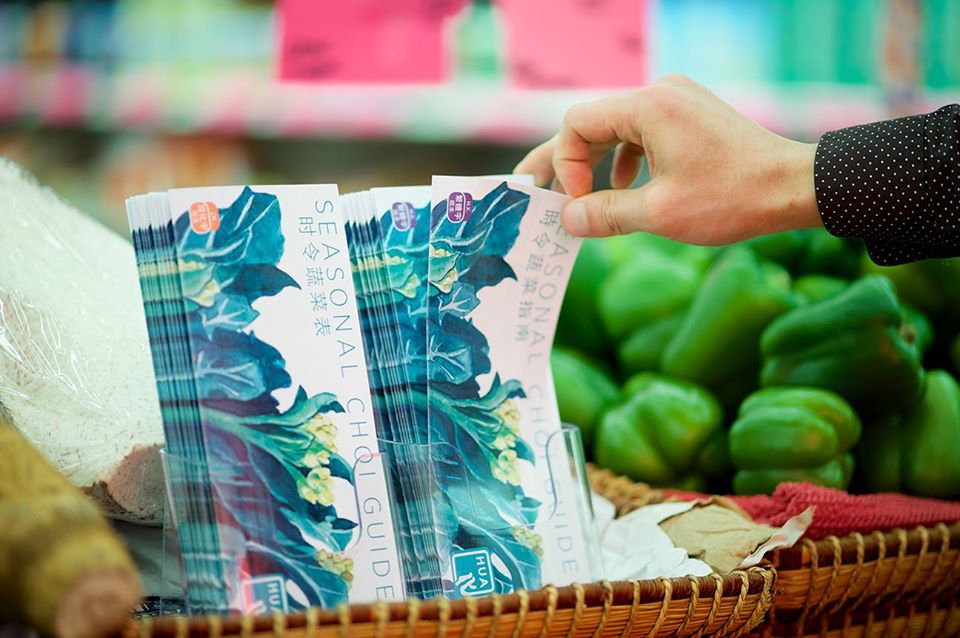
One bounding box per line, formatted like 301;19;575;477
814;104;960;265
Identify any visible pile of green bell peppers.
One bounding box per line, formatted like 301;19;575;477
551;228;960;497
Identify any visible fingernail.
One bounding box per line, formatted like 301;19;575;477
561;201;589;236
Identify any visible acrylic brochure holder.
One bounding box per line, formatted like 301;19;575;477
158;423;601;615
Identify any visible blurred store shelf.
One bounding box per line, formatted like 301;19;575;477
3;64;958;144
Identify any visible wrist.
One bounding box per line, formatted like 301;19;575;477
778;141;821;231
757;140;820;236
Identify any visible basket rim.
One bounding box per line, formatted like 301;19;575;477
133;566;776;636
771;521;960;569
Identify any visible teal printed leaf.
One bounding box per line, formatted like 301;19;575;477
427;314;490;387
518;497;540;527
227;264;301;301
514;437;536;465
243;542;350;610
435;282;480;318
194;329;291;401
458;517;540;591
195;294;260;338
459;254;517;290
205;430;355;557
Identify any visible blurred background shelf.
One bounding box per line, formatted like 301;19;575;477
4;64;960;144
1;0;958;231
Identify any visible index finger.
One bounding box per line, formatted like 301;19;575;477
514;135;558;187
553;93;646;198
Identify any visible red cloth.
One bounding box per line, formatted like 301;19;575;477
664;482;960;540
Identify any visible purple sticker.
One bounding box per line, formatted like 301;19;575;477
446;192;473;223
391;201;416;230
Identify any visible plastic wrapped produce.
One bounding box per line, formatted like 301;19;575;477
0;158;163;522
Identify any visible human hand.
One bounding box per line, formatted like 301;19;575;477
514;74;822;244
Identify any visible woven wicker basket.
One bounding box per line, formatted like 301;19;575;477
757;523;960;636
591;467;960;636
749;595;960;637
127;468;777;638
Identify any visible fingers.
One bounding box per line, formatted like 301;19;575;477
553;93;645;198
514;135;557;187
514;136;618;188
610;142;645;189
560;186;654;238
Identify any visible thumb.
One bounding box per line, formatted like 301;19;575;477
559;186;653;238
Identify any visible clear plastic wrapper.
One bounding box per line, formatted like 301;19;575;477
0;158;164;523
157;430;600;613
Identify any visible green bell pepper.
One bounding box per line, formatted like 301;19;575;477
862;256;960;330
741;230;809;272
598;252;702;341
952;334;960;377
611;232;716;272
902;305;934;356
793;275;849;305
551;347;619;447
741;229;862;277
902;370;960;498
795;229;863;278
661;247;797;406
556;239;618;358
729;387;860;495
760;275;925;415
556;234;712;359
857;370;960;499
855;414;903;493
594;373;727;489
617;314;685;376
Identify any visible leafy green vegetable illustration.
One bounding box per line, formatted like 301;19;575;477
169;187;357;609
423;182;545;594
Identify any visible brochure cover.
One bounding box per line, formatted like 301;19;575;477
427;177;593;597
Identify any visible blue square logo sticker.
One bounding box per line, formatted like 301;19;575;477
242;575;288;614
452;549;496;597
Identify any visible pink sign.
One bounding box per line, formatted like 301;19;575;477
277;0;467;84
496;0;649;88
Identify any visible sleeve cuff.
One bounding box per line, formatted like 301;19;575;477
814;114;927;243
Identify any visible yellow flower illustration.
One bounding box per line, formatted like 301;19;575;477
317;549;355;583
512;526;544;558
493;433;516;451
495;400;522;435
301;448;331;469
434;268;459;294
298;467;335;506
398;273;421;299
305;413;338;449
492;449;521;486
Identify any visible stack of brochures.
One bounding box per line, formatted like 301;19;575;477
127;176;600;614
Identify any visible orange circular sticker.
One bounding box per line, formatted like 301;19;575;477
189;201;221;234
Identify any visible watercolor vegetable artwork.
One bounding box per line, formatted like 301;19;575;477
168;187;358;608
425;183;544;594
